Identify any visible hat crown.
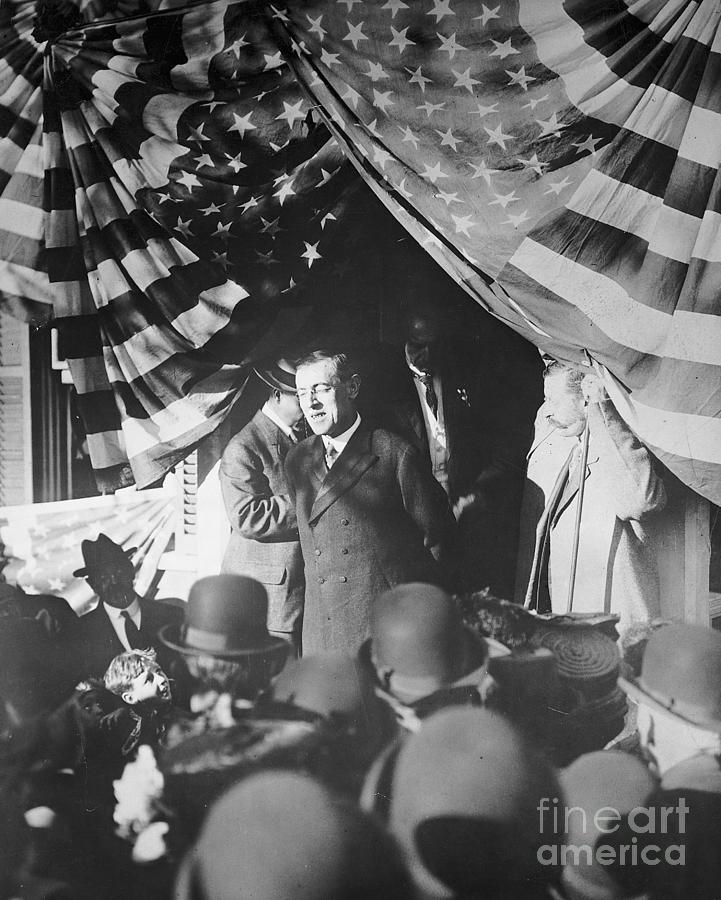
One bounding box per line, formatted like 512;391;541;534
272;653;376;720
372;583;466;679
185;575;269;650
639;625;721;726
254;357;298;393
76;533;134;576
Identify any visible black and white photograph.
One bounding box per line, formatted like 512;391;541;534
1;0;720;896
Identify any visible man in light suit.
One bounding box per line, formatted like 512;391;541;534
285;349;454;655
220;358;305;648
70;533;183;680
514;363;667;632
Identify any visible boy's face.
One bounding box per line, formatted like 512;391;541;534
123;665;171;706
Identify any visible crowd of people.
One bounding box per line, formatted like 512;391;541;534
2;306;719;899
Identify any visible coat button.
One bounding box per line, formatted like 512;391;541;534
341;518;349;526
314;548;321;556
317;576;325;584
339;576;347;583
340;548;348;555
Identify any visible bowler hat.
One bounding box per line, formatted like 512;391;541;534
72;532;136;578
175;771;413;900
619;624;721;732
560;751;657;899
253;357;297;394
159;575;288;660
370;583;487;703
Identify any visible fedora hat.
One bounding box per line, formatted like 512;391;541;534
370;583;487;703
253;357;297;394
619;624;721;733
72;533;136;578
159;575;288;660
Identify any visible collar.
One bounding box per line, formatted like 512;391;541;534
322;413;361;455
261;400;296;441
405;347;435;381
104;598;140;620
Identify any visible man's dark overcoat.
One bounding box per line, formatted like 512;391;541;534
285;421;453;655
219;409;304;634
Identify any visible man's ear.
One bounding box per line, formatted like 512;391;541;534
121;690;137;706
347;374;361;400
273;389;282;403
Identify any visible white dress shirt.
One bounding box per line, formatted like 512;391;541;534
406;355;450;495
104;598;141;652
322;414;361;468
262;400;298;442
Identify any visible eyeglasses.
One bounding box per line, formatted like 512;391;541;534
296;382;340;400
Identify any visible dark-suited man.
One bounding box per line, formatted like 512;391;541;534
220;358;304;646
70;534;183;680
285;349;454;655
373;302;531;596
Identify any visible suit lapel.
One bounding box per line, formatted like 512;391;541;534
309;425;379;523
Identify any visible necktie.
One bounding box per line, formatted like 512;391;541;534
325;443;338;470
122;611;145;650
418;373;438;418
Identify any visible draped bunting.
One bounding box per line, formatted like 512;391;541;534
0;0;720;502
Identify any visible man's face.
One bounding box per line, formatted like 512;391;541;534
405;314;443;374
86;558;136;609
296;359;359;438
543;373;586;437
123;665;171;706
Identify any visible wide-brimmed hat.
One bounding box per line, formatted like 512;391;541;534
619;624;721;733
72;533;136;578
159;575;288;660
253;358;297;394
369;583;487;703
387;707;562;897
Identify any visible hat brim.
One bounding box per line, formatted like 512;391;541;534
157;622;290;661
618;675;721;734
72;545;137;578
253;368;297;394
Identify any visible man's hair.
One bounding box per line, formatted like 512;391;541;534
104;648;159;696
295;349;357;383
543;361;586;396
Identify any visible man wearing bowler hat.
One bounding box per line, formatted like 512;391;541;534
70;533;183;680
220;358;305;650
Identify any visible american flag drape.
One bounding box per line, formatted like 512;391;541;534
1;0;720;503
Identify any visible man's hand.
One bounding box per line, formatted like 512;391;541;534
581;372;606;405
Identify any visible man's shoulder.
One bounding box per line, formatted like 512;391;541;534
142;596;185;624
285;435;315;469
221;412;272;460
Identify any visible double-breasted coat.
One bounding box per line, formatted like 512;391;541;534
219;409;304;634
514;397;667;631
284;421;454;655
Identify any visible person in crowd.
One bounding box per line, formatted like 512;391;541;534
371;299;533;596
359;582;499;728
174;771;413;900
219;357;305;651
618;623;721;898
159;574;289;743
559;750;658;900
70;533;183;680
262;653;399;797
285;348;454;654
101;649;173;757
363;706;564;899
515;363;666;632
